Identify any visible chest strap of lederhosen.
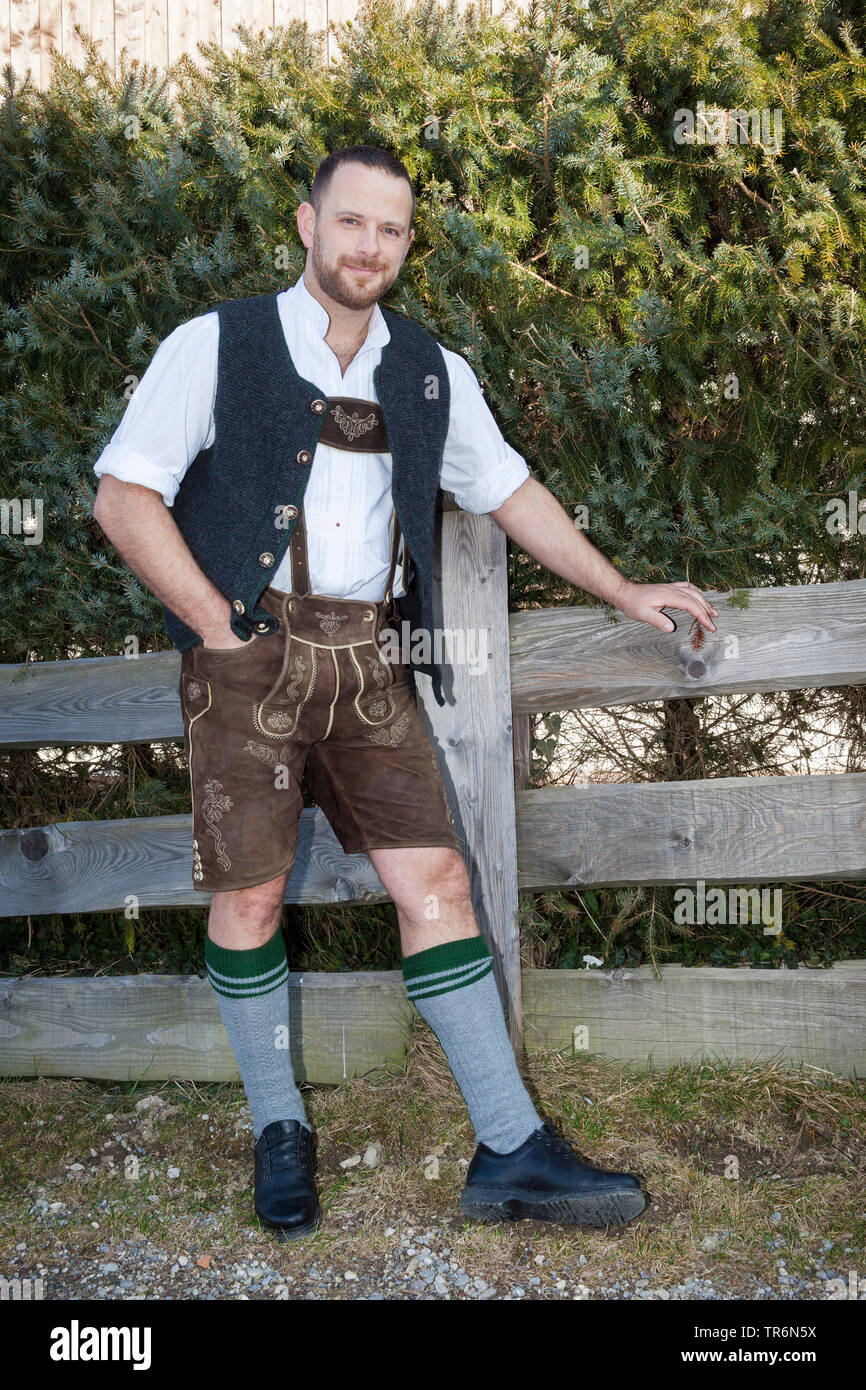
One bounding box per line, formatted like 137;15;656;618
289;500;404;615
316;397;389;453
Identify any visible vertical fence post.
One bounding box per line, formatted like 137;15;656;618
416;496;524;1051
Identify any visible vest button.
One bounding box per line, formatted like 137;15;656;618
296;449;312;465
311;398;327;414
232;599;245;614
255;621;270;631
259;552;275;567
281;504;298;520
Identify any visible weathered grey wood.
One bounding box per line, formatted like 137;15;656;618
509;579;866;713
517;772;866;889
0;972;412;1082
4;769;863;915
512;714;531;789
523;962;866;1077
0;807;393;916
2;964;861;1081
410;506;524;1049
0;648;186;748
5;579;866;746
6;0;531;91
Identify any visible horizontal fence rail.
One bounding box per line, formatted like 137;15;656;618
3;579;865;748
0;963;862;1081
2;771;866;915
509;578;866;714
0;971;412;1082
521;962;866;1077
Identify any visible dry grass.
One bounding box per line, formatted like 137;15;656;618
1;1017;863;1296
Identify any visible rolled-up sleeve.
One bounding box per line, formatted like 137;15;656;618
438;347;531;513
92;313;218;508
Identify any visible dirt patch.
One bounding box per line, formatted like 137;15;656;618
669;1122;859;1180
1;1049;863;1301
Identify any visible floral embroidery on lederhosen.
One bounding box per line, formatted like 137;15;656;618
244;741;293;768
349;644;406;742
201;778;233;871
253;639;317;741
331;403;379;442
316;608;350;636
367;710;412;746
180;669;222;879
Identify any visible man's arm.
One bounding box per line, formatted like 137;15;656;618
490;477;718;634
92;475;247;647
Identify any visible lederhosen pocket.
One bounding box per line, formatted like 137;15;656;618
253;620;317;740
349;633;400;728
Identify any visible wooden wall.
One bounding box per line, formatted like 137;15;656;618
3;0;525;89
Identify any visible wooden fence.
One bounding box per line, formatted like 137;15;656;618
1;494;865;1081
2;0;526;90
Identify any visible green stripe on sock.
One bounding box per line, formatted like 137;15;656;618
207;962;289;999
402;936;493;999
205;929;288;998
407;956;493;1000
402;935;491;980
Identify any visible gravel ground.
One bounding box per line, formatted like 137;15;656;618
8;1209;863;1301
4;1065;863;1304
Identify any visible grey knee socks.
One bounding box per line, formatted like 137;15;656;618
205;927;310;1140
402;935;543;1154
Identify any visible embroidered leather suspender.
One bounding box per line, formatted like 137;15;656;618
286;395;409;614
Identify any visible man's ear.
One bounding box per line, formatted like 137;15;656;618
297;201;315;249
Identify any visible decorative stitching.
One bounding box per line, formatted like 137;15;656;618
284;652;307;700
332;402;378;440
349;644;398;728
201;778;233;870
316;609;349;636
182;672;212;880
244;740;294;767
366;710;411;746
253;643;317;740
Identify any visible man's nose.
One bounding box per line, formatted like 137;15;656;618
355;227;382;256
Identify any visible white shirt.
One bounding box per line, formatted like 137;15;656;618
92;274;530;601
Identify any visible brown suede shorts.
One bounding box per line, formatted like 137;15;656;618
178;585;462;892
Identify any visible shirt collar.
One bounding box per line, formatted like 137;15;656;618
283;272;391;354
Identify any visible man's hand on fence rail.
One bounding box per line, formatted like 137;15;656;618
612;579;718;634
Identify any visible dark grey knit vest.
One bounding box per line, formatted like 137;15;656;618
161;290;452;706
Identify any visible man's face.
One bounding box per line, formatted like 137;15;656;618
301;163;415;312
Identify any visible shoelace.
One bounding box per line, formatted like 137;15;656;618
263;1129;312;1174
539;1125;588;1163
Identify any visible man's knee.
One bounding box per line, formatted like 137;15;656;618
376;845;472;916
208;872;288;940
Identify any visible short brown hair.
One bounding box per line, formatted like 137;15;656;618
310;144;416;229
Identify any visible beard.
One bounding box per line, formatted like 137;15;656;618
311;228;399;308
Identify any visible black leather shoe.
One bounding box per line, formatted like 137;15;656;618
459;1115;646;1227
254;1119;322;1240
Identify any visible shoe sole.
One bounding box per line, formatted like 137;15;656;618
459;1187;645;1227
256;1203;323;1241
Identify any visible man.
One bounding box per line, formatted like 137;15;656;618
92;144;718;1241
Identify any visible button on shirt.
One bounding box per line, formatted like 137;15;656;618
92;274;531;601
